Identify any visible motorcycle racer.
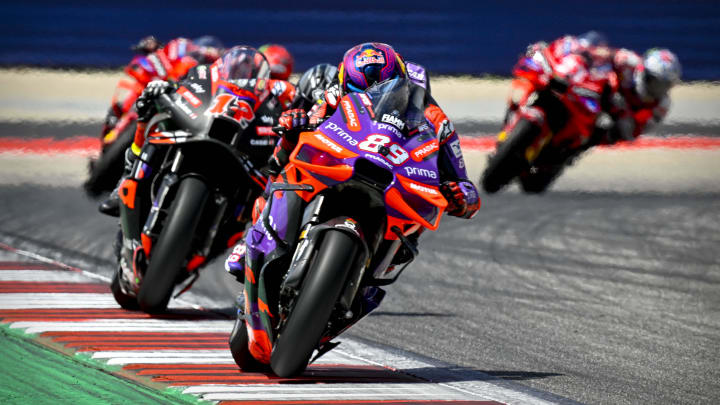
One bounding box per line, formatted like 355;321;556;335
99;45;290;216
259;44;297;110
102;35;225;136
270;42;479;219
515;33;680;147
224;42;480;283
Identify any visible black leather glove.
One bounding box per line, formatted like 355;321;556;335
131;36;162;55
136;80;172;122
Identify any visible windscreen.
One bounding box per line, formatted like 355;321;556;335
364;77;426;130
218;46;270;90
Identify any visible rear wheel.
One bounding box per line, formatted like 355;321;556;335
137;176;209;313
481;118;540;193
270;230;359;377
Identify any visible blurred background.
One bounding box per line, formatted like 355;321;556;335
1;0;719;79
0;3;719;404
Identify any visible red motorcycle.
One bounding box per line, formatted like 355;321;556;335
481;45;615;193
84;37;218;196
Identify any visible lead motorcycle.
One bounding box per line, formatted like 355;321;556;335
229;76;451;377
481;44;614;193
112;46;279;313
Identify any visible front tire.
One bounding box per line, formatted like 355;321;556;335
137;176;209;313
229;317;267;371
519;165;565;194
270;230;359;377
110;270;139;310
481;118;540;194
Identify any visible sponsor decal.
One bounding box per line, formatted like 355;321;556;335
377;123;402;137
323;122;358;146
147;54;166;77
358;93;373;109
211;65;219;82
250;138;276;146
197;65;207;80
356;48;385;68
260;115;274;125
336;218;358;231
341;99;361;131
408;69;426;82
256;126;276;136
363;153;394;170
411;139;439;161
174;97;197;119
314;133;343;154
409;181;439;195
271;80;287;96
449;139;463;158
437;119;455;140
404;166;437;179
177;86;202;107
381;114;405;130
189;83;205;94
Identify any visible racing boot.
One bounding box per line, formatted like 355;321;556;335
99;148;137;217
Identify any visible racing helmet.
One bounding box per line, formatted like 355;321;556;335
258;44;294;80
293;63;339;109
217;46;271;98
338;42;407;94
634;48;681;102
190;35;225;64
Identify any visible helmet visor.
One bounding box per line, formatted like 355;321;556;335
219;46;270;88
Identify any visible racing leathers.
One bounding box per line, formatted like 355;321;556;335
521;35;670;146
271;76;480;219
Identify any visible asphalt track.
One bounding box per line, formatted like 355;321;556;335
1;133;719;404
1;70;719;404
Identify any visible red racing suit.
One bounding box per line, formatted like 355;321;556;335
521;36;669;144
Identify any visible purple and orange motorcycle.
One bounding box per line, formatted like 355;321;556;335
229;76;454;377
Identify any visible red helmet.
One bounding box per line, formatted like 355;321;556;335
258;44;294;80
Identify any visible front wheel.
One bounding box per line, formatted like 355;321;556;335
270;230;359;377
137;176;209;313
110;270;139;310
518;165;565;194
481;118;541;194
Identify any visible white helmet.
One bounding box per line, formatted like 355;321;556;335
635;48;681;102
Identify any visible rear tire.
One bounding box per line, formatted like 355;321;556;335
83;122;135;197
229;317;268;371
270;230;359;377
481;119;540;194
110;270;139;310
137;176;209;313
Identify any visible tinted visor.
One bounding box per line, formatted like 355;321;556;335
645;72;672;100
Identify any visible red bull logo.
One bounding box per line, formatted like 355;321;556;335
356;48;385;68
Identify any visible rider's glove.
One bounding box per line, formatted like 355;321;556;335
135;80;172;122
276;108;309;143
278;108;308;131
441;180;480;219
131;35;162;55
